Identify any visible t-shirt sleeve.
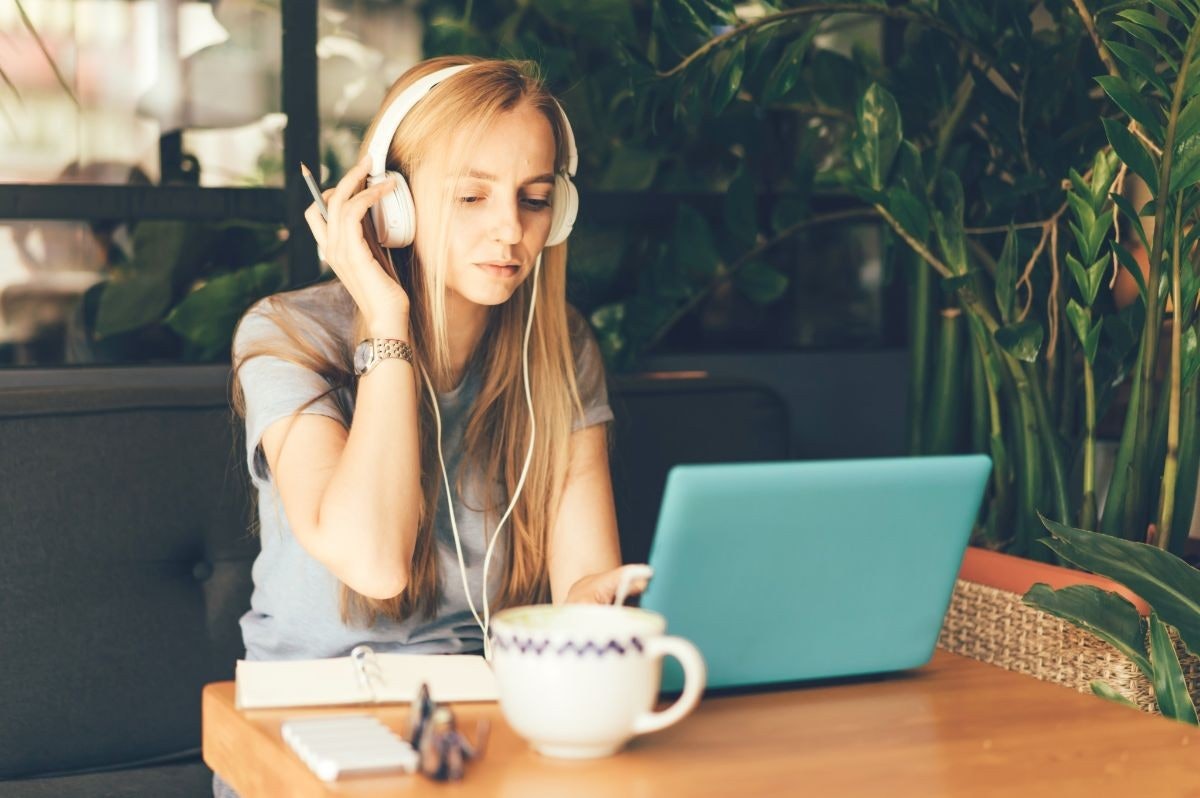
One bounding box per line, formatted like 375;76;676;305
234;308;348;484
569;309;614;431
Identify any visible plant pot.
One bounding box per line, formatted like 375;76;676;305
938;547;1200;713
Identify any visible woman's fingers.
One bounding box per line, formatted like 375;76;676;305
342;177;397;226
327;154;373;218
303;203;327;251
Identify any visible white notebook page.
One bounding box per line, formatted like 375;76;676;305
235;653;498;709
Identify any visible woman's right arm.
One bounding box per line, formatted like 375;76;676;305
259;155;422;600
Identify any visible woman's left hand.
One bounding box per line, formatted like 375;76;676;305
564;564;653;605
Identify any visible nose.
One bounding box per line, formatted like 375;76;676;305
489;196;522;245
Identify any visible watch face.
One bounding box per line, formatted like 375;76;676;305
353;341;372;374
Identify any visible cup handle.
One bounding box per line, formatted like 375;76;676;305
632;635;706;736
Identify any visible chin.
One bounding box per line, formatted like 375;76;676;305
455;281;522;308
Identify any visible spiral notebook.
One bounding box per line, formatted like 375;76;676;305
235;646;498;710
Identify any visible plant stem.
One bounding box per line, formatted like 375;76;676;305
1155;199;1185;548
907;248;932;454
969;333;988;454
1169;377;1200;555
1100;343;1145;537
927;309;964;453
1068;0;1122;80
1080;341;1097;531
964;311;1013;549
875;204;954;277
930;73;976;190
1132;21;1200;546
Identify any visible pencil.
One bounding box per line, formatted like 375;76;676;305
300;162;328;221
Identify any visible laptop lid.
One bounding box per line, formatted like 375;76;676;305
640;455;992;690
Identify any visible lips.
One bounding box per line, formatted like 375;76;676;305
475;262;520;277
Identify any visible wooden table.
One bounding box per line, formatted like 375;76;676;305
203;650;1200;797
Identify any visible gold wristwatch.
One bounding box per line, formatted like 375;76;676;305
353;338;414;376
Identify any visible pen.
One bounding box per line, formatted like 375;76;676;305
300;162;328;221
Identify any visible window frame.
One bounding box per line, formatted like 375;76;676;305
0;0;320;286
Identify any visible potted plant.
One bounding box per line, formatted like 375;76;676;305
1024;514;1199;722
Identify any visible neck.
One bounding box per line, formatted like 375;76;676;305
445;292;490;389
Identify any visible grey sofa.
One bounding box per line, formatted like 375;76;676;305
0;372;787;797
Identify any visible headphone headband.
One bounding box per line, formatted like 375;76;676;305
365;63;578;179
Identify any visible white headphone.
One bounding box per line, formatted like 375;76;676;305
364;63;579;249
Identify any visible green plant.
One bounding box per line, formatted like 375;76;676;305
422;0;1200;560
1024;513;1199;724
84;220;287;362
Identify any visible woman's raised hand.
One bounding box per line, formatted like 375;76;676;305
303;154;411;335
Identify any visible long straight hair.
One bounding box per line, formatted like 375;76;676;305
231;56;587;625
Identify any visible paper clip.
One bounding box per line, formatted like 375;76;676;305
350;645;384;703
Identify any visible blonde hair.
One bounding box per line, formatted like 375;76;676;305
231;56;588;625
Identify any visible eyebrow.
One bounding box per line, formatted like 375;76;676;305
463;168;555;186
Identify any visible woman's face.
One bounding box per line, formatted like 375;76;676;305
413;100;557;308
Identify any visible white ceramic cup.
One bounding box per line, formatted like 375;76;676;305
488;604;706;759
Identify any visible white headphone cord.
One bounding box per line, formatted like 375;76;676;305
423;251;540;662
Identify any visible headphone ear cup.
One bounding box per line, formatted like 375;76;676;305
369;170;416;249
545;174;578;248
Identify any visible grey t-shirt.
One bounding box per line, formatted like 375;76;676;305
233;280;613;661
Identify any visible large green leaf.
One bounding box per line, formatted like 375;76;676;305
994;320;1044;363
1117;9;1183;49
1148;612;1200;724
852;83;902;192
931;172;967;275
734;259;789;303
762;28;818;103
1113;21;1179;74
1024;583;1152;676
1170;130;1200;192
1066;252;1109;306
1176;95;1200;145
1113;239;1149;303
1105;40;1171;99
709;37;746;115
1038;514;1200;657
1103;117;1160;189
886;186;929;242
94;271;174;337
1090;149;1122;210
1184;326;1200;386
653;0;711;59
1097;76;1164;142
1090;680;1141;709
1110;193;1150;252
165;262;286;361
1066;298;1103;363
1147;0;1189;25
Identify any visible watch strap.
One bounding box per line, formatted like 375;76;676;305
361;338;414;375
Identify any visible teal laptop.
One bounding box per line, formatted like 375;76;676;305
640;455;992;690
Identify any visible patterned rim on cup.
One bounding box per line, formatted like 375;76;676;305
490;634;646;657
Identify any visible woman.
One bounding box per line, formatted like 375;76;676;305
229;55;644;694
